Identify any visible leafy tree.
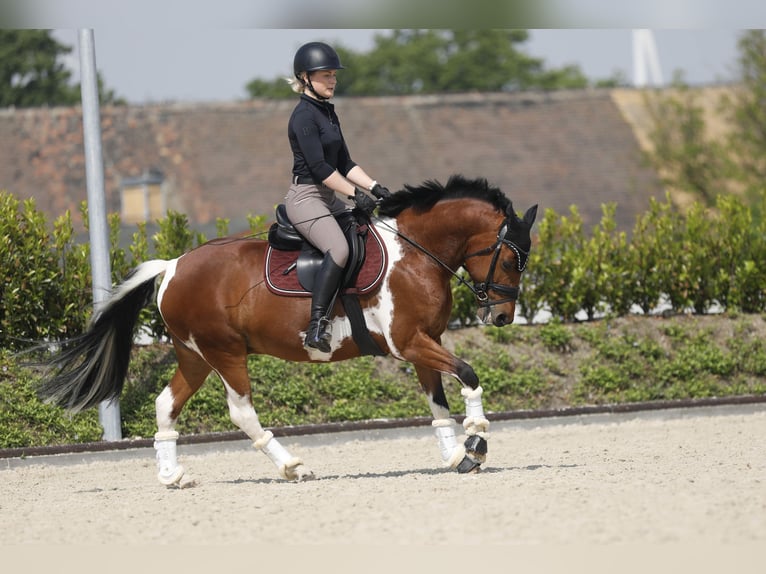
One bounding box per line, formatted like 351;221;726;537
96;74;125;106
722;30;766;217
0;30;80;107
246;29;592;99
0;29;124;108
244;77;293;99
593;69;629;88
644;76;731;206
644;31;766;222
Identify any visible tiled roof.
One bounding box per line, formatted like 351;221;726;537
0;89;665;233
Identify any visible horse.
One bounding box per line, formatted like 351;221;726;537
36;174;538;487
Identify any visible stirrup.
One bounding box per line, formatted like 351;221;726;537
304;316;332;352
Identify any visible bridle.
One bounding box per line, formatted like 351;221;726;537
374;216;529;310
464;220;529;309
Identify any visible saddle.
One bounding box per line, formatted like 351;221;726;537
265;204;387;297
264;205;388;356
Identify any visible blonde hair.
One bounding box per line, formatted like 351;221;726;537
287;73;306;94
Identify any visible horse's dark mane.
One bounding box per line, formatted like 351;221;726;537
378;174;510;218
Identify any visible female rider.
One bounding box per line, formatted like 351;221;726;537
286;41;391;353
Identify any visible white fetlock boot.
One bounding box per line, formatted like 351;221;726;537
154;431;194;488
432;418;467;469
254;431;314;481
461;386;490;464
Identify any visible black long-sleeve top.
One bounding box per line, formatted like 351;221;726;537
288;94;357;182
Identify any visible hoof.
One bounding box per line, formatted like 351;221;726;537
158;466;196;489
455;455;481;474
464;434;488;464
177;474;197;488
282;460;315;482
295;468;316;482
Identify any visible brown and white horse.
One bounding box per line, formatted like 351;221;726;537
37;175;537;487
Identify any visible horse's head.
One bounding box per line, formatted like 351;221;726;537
463;200;538;327
379;175;538;327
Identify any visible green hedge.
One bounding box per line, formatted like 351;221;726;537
0;192;269;348
518;193;766;321
3;189;765;350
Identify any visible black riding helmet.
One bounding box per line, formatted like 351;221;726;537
293;41;344;78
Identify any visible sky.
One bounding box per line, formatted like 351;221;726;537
51;29;746;105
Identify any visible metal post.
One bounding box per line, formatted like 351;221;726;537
79;29;122;441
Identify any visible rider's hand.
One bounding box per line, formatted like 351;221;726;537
353;188;377;216
370;183;391;200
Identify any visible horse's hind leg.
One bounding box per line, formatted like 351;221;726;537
209;351;315;482
153;339;212;488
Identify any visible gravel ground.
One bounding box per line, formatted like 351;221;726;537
1;403;764;564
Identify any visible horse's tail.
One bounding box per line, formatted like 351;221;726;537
36;259;172;413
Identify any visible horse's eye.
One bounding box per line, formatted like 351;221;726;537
501;260;515;272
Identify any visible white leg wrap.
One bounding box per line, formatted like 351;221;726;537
254;431;304;481
432;419;467;468
154;431;188;487
461;386;490;437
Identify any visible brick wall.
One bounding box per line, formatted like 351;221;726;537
0;89;665;233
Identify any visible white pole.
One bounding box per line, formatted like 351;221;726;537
632;29;664;87
78;29;122;441
632;30;647;87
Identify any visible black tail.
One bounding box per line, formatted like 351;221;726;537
36;260;170;412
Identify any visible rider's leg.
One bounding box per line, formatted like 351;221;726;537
285;186;349;353
304;253;345;352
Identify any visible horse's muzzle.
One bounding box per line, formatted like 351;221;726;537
477;307;514;327
492;313;512;327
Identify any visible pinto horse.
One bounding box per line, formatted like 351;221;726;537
37;175;537;487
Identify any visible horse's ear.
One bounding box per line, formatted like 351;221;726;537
505;201;515;219
523;204;538;226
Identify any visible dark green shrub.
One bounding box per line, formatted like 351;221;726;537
530;206;585;321
727;323;766;376
538;319;573;352
577;203;632;319
0;194;86;348
483;324;525;344
0;349;102;448
682;202;722;314
450;270;478;327
577;364;630;396
152;210;205;260
625;197;669;314
50;209;91;337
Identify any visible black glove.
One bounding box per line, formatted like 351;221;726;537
353;188;377;216
371;183;391;199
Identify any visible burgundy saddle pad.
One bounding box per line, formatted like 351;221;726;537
264;223;387;297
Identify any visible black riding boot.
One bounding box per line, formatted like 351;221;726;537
304;255;345;352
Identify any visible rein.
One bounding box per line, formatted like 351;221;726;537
372;216;526;308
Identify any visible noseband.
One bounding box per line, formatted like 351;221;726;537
464;221;529;309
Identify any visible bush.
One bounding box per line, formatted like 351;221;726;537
3;314;766;449
0;349;102;447
0;194;91;348
3;186;766;352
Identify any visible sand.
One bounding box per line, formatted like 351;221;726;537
1;403;764;550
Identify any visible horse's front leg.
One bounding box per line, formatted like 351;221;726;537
413;354;490;474
460;385;490;465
